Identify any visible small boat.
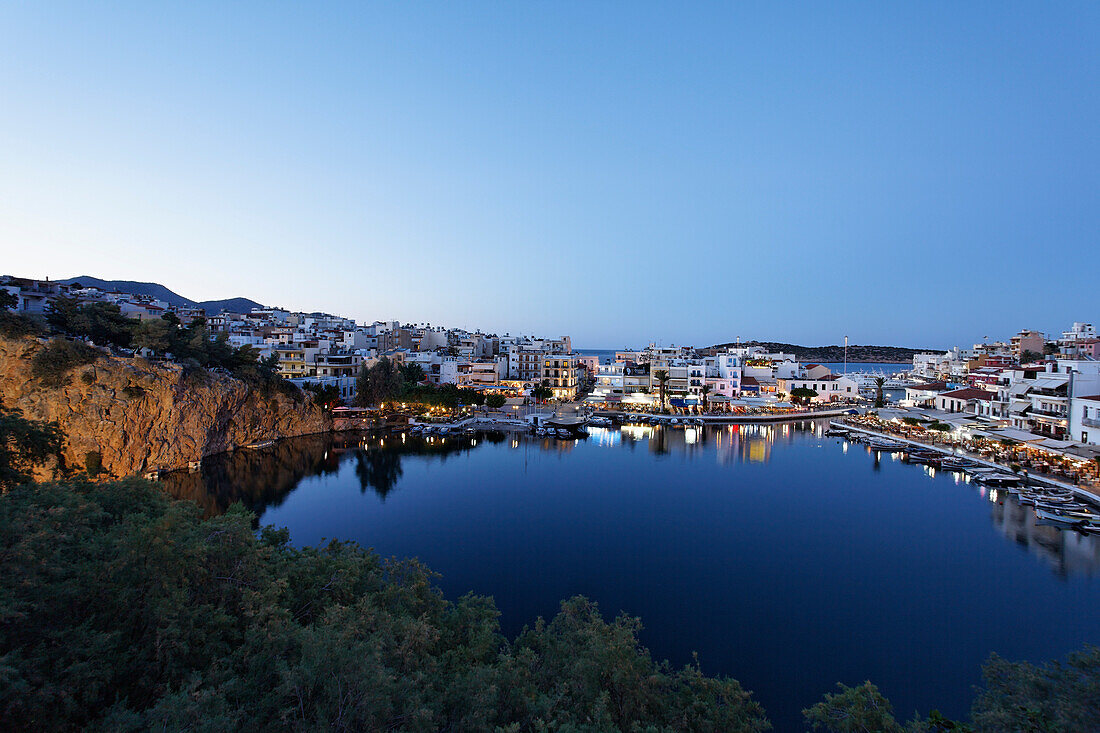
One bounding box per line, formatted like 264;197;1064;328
670;418;680;425
556;429;571;438
246;440;276;450
868;439;906;451
975;474;1022;487
939;457;978;471
187;460;202;472
824;428;849;437
1035;507;1087;526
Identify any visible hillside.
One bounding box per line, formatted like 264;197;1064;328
709;340;938;363
57;276;264;314
0;335;330;479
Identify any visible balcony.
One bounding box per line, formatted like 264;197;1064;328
1084;416;1100;428
1030;408;1067;419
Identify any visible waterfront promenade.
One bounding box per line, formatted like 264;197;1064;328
833;419;1100;506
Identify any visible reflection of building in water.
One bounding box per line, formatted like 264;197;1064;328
990;494;1100;577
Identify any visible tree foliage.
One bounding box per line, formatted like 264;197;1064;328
0;479;772;731
303;382;342;410
803;681;902;732
970;645;1100;731
485;393;507;409
873;376;886;408
653;369;670;410
790;387;818;405
353;357;405;407
45;296;133;348
0;290;45;338
532;379;554;403
30;338;101;387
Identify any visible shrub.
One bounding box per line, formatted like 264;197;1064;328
31;339;101;387
0;310;45;338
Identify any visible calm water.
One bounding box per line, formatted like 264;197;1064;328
165;424;1100;729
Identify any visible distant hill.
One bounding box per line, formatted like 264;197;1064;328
708;340;938;363
57;277;264;315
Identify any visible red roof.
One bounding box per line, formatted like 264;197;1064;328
741;376;759;386
938;388;992;400
1079;394;1100;403
908;381;950;392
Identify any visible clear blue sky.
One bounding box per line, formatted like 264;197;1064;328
2;2;1097;349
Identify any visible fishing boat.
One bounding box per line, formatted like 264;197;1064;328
245;440;275;450
556;429;572;438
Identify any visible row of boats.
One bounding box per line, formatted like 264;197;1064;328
827;425;1100;532
620;414;706;427
408;424;477;437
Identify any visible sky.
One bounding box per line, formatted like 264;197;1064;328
1;2;1097;349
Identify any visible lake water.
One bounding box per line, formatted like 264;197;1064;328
165;424;1100;729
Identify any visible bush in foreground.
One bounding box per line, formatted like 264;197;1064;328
0;479;771;732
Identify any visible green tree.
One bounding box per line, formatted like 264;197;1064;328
701;383;712;410
970;645;1100;731
532;379;553;403
790;387;818;405
353;357;404;407
803;681;902;732
303;382;342;410
653;369;670;410
1020;349;1041;363
0;398;62;487
485;393;506;409
46;297;135;348
132;317;173;355
400;362;425;386
873;376;886;408
0;290;44;338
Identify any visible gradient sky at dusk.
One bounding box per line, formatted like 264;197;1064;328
2;2;1097;348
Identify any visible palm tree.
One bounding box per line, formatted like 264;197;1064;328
700;383;712;413
873;376;886;408
652;369;670;412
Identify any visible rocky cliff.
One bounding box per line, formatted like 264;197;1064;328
0;336;332;479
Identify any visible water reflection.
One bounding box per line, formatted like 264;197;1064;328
991;493;1100;577
163;422;1100;578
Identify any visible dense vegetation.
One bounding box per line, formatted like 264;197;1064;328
0;478;770;731
354;357;505;409
709;341;935;364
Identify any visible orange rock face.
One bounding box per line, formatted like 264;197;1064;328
0;336;332;479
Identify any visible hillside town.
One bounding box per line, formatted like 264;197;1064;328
3;275;1098;462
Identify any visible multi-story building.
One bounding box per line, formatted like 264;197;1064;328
777;375;859;403
541;353;580;400
1010;330;1045;361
